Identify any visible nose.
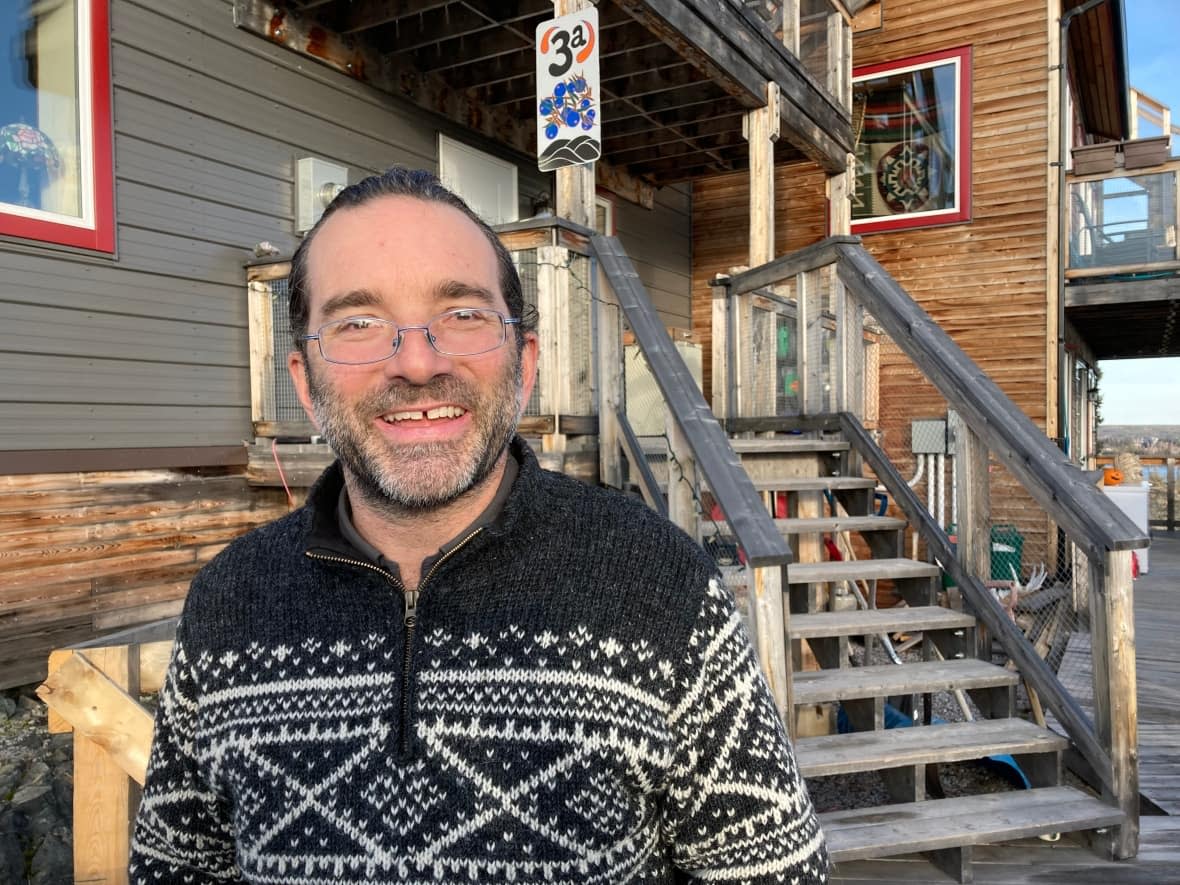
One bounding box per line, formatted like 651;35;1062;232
384;325;453;384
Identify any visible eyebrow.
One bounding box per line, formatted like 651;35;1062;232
318;289;384;319
434;279;498;307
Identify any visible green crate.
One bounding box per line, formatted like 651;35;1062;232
990;524;1024;581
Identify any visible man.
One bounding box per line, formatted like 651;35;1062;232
130;167;828;884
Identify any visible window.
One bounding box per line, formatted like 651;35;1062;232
851;46;971;234
0;0;113;252
438;134;519;226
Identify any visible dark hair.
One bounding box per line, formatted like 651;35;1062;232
288;166;533;351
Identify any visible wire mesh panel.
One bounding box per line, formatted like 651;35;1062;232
566;252;595;415
511;248;542;417
267;276;307;424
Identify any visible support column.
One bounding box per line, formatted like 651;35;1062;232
743;82;781;267
552;0;596;229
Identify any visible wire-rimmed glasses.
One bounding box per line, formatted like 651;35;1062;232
301;308;522;365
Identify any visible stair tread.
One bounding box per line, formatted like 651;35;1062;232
705;515;907;537
789;605;974;639
796;717;1068;777
793;659;1019;704
821;786;1123;863
729;438;850;453
743;476;877;492
789;558;940;584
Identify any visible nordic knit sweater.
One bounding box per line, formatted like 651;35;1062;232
130;440;828;884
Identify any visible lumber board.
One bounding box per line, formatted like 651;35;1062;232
729;437;851;453
703;515;906;536
788;557;939;584
822;786;1123;863
797;717;1067;777
37;650;153;786
788;605;974;639
793;658;1018;705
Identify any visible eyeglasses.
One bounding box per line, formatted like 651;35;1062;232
301;308;521;365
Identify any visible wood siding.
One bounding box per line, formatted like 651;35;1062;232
691;161;830;397
0;467;290;689
0;0;692;453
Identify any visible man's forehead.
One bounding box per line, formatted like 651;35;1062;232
305;196;502;305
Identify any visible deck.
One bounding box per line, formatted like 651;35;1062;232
831;533;1180;883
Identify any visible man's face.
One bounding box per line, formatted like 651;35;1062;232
288;195;538;511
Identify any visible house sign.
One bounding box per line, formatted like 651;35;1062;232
535;7;601;172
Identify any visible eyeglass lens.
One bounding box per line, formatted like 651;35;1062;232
317;309;507;363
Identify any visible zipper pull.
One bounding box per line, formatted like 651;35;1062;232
404;588;419;627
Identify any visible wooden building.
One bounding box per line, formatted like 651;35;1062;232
3;0;1160;879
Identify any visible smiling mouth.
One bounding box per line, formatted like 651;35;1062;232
380;405;467;423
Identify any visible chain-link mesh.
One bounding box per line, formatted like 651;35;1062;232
512;249;542;417
266;277;306;424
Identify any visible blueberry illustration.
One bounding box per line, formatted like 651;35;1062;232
545;123;558;139
580;98;591;109
564;108;580;126
554;82;566;98
539;98;553;115
585;109;596;120
575;77;587;92
581;117;593;130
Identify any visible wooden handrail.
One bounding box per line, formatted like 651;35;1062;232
833;241;1149;561
837;413;1115;792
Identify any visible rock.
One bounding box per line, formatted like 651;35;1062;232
0;696;16;719
16;694;41;714
11;784;52;809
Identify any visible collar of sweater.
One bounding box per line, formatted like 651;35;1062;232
300;436;555;565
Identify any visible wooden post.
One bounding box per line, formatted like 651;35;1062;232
834;276;863;417
1087;549;1139;859
596;262;623;489
534;245;568;465
69;648;140;885
796;270;811;412
780;0;800;55
665;411;698;540
751;564;792;729
248;280;275;432
951;413;990;582
1168;457;1176;532
744;82;780;268
710;275;732;420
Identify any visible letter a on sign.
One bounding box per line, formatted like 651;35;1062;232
535;7;600;172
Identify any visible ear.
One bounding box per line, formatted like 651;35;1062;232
516;331;540;415
287;349;322;431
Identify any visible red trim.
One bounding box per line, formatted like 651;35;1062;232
0;0;115;253
848;45;973;236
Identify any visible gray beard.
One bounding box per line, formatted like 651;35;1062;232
305;353;523;516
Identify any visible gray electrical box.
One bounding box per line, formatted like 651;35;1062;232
911;418;948;454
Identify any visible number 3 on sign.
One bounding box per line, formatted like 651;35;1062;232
535;7;601;172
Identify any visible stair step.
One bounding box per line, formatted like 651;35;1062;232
729;438;850;454
742;476;876;493
796;718;1068;778
793;659;1018;705
822;786;1122;863
789;605;974;640
789;558;940;584
704;515;906;538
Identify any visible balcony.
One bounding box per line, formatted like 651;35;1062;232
1064;155;1180;359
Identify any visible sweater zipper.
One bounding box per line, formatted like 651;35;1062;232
305;526;485;756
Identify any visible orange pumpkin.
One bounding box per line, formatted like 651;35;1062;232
1103;467;1124;486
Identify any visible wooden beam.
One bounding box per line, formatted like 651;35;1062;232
745;81;780;267
37;649;154;786
1065;276;1180;306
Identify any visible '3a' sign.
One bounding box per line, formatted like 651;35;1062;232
535;7;600;172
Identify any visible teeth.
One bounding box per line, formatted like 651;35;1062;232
382;406;465;423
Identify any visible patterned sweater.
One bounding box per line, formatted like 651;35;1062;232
130;441;828;884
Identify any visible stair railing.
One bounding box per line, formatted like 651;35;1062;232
712;235;1149;858
584;233;797;726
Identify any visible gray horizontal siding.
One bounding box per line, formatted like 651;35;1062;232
0;0;686;453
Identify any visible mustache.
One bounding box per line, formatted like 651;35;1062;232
351;376;479;414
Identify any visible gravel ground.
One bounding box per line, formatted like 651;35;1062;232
0;685;74;885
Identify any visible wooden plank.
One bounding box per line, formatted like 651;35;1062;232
36;650;154;786
708;476;876;492
788;558;939;584
796;717;1067;777
729;437;850;453
745;82;779;267
793;658;1019;705
704;515;906;536
951;411;991;583
822;787;1123;863
788;605;974;640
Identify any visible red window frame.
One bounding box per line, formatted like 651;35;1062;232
851;46;972;235
0;0;114;253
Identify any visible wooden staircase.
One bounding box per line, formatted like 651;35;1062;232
687;428;1123;882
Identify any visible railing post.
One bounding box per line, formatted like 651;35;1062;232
950;412;990;580
1168;457;1176;532
1087;549;1139;859
751;564;792;731
536;244;568;462
596;260;623;489
710;275;732;420
834;275;864;419
665;412;698;541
